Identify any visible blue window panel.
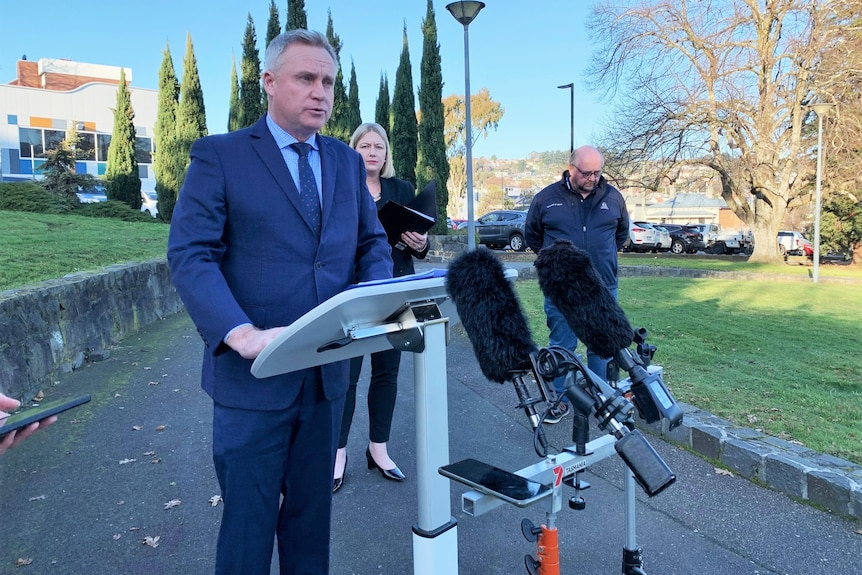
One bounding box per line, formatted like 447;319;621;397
75;161;88;174
97;162;107;176
7;115;17;125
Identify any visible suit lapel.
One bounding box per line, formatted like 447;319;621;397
318;136;339;234
249;119;319;235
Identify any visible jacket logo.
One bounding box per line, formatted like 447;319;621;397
547;202;564;208
600;202;609;210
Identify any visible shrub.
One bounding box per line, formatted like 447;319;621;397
76;200;161;223
0;181;72;214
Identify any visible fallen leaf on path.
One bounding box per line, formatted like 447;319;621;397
113;534;122;540
209;495;223;507
119;458;137;465
28;495;46;502
33;391;45;401
132;425;143;431
142;535;160;548
714;468;734;477
16;558;33;566
164;499;181;510
143;451;155;456
155;425;166;432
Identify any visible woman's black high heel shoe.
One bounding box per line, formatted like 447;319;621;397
333;455;347;493
366;447;405;482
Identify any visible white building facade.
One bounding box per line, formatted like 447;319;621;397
0;58;157;188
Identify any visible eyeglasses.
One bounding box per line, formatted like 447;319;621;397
574;166;602;179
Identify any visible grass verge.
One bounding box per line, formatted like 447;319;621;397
516;277;862;465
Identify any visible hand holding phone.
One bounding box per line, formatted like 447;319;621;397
0;394;90;455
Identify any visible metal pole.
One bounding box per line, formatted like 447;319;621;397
813;112;824;283
557;83;574;155
463;23;476;251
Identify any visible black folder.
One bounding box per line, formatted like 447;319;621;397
377;180;437;248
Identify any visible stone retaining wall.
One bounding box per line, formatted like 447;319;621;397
0;259;182;399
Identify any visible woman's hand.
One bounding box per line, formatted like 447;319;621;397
401;231;428;252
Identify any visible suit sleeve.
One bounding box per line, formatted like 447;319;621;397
167;138;250;352
525;196;544;253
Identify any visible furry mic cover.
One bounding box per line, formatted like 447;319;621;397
446;249;537;383
534;239;634;358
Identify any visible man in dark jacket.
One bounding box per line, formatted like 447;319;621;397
525;145;629;423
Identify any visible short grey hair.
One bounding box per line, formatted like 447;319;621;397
349;122;396;178
264;30;338;74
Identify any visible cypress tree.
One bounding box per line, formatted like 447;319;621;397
264;0;280;110
105;68;141;209
286;0;307;31
345;61;362;136
375;73;391;134
228;56;242;132
416;0;449;233
391;26;417;187
320;11;350;142
155;44;182;221
265;0;281;47
239;14;264;128
176;33;208;184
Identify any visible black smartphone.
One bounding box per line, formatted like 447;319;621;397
439;458;551;507
0;395;91;438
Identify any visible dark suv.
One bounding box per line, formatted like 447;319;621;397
660;224;706;254
475;210;528;251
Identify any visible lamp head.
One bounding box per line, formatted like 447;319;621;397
810;102;834;117
446;1;486;26
557;83;574;89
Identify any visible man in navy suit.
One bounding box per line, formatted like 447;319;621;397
167;29;393;574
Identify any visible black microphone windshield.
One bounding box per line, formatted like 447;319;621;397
534;239;633;358
446;249;537;383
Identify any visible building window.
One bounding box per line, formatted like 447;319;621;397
19;127;43;158
44;129;65;154
97;134;112;162
134;137;152;164
77;133;96;160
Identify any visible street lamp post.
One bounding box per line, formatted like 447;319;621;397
447;1;485;251
557;83;574;155
811;102;833;284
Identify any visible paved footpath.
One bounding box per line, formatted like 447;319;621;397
1;309;860;575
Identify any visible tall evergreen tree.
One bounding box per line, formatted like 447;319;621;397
155;44;182;221
416;0;449;233
391;26;418;187
375;73;391;134
266;0;281;47
345;61;362;136
286;0;307;31
228;56;242;132
264;0;281;110
176;33;208;183
105;68;141;209
239;14;264;128
320;11;350;142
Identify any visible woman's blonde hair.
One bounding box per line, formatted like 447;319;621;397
348;122;395;178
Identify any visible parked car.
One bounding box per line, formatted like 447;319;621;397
623;221;659;253
634;221;672;252
660;224;706;254
686;223;750;254
141;190;159;218
777;231;812;257
76;184;107;204
475;210;528;251
449;218;466;230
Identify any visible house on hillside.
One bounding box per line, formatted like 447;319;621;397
644;193;746;229
0;57;157;188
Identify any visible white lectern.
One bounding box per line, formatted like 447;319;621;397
251;269;481;575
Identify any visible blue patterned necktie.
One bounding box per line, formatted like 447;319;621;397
289;142;321;237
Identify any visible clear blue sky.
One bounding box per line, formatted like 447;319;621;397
0;1;608;159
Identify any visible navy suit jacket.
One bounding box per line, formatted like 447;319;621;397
167;117;393;411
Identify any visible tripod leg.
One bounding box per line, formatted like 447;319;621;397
622;468;647;575
536;525;560;575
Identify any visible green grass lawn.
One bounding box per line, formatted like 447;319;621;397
3;209;860;464
516;276;862;465
0;211;169;291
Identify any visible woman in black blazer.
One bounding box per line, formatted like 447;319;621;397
333;123;429;492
